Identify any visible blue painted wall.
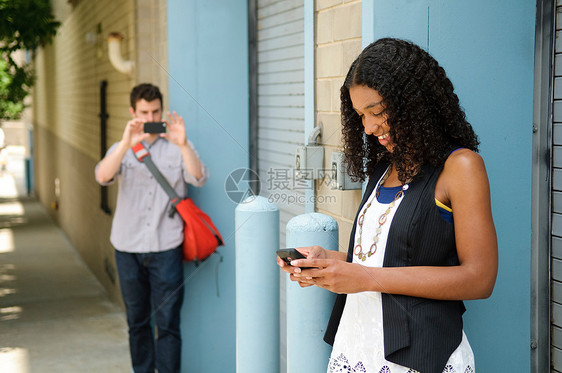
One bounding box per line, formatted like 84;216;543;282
367;1;535;371
168;1;249;371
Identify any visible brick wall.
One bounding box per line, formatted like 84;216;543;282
315;0;363;252
31;0;168;303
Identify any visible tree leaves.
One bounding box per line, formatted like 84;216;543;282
0;0;59;120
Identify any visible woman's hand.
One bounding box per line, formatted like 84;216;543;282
277;246;353;290
291;259;373;294
277;246;327;287
277;246;324;270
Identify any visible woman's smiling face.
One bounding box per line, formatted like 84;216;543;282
349;85;394;152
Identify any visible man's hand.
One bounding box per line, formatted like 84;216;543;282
161;110;204;180
123;118;150;147
95;118;149;184
163;111;187;147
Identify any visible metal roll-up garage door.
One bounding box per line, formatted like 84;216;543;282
257;0;305;248
553;3;562;370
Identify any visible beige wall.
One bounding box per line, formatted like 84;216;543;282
32;0;169;303
315;0;363;252
35;0;135;160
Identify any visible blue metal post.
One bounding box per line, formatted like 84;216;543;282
285;213;338;372
235;196;280;373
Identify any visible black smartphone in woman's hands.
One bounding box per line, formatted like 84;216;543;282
276;248;313;269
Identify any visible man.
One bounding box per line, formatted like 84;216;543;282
95;83;208;373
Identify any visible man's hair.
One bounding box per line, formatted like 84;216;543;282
130;83;163;110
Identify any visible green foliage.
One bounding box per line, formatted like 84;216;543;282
0;0;60;120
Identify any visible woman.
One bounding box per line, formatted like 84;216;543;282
277;38;498;372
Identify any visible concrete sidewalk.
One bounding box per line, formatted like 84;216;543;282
0;146;131;372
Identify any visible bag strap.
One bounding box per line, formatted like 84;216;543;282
132;142;181;216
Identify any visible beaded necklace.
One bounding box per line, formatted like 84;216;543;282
354;166;409;262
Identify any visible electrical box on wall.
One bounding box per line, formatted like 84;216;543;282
330;151;362;190
295;145;324;180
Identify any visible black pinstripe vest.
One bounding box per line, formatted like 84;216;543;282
324;160;465;373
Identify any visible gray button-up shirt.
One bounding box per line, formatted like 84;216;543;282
96;138;208;253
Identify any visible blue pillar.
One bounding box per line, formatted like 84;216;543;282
235;196;280;373
285;213;338;372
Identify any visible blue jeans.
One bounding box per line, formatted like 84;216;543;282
115;246;184;373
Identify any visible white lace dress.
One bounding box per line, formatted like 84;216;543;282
327;180;475;373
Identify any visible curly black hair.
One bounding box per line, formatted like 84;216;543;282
341;38;479;183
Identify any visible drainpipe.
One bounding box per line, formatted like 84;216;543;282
99;80;110;214
248;0;259;193
25;125;33;195
285;213;338;372
107;32;134;76
304;0;316;214
235;196;280;372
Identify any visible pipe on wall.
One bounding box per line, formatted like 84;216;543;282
303;0;316;214
107;32;134;76
99;80;110;214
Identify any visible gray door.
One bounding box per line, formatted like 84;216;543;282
257;0;306;248
553;24;562;368
256;2;306;372
550;2;561;372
